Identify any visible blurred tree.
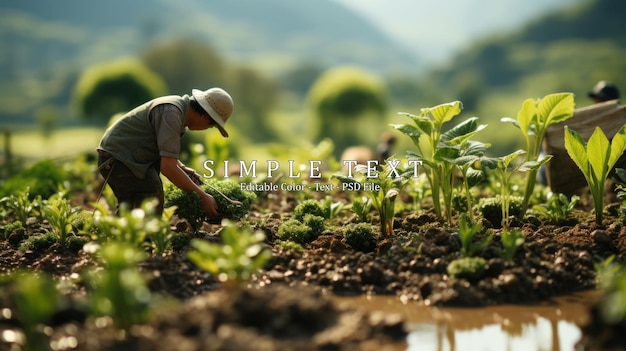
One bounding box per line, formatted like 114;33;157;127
278;62;324;97
73;58;166;124
307;65;388;154
35;105;59;140
226;66;279;142
140;39;226;95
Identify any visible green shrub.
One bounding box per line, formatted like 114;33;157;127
202;178;256;219
478;195;523;227
0;160;66;200
293;199;326;221
277;219;315;245
447;257;487;280
344;223;377;252
3;220;24;238
170;232;193;251
276;240;304;253
164;179;256;232
302;214;326;237
19;232;57;253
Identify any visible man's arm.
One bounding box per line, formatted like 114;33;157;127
161;156;218;217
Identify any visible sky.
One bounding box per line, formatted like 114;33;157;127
332;0;580;63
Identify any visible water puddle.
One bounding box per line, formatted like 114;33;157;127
333;289;600;351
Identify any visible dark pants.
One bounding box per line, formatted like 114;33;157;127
98;154;164;215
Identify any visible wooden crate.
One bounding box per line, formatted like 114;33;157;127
543;100;626;196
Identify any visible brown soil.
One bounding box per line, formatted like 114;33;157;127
1;190;625;350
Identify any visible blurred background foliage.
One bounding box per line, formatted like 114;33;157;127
0;0;624;179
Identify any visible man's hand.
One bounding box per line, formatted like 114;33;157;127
199;192;219;218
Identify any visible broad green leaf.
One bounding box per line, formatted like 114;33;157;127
587;127;611;185
609;124;626;169
564;127;589;177
518;156;552;172
537;92;575;125
500;150;526;169
465;167;485;187
462;140;489;157
429;101;462;126
390;123;420;137
441;117;486;145
515;98;536;136
412;117;434;136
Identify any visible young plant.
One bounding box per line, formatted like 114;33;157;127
8;271;63;351
499;228;525;261
42;191;80;246
501;92;575;214
393;102;487;223
457;214;492;257
334;162;410;236
187;221;272;289
320;195;345;220
446;132;490;221
532;192;580;224
350;196;373;222
0;188;41;225
564;124;626;225
85;242;153;330
484;150;533;228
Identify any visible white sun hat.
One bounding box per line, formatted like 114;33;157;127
192;87;234;137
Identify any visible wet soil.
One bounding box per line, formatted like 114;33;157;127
1;190;625;350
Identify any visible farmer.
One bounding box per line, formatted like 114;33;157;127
96;87;234;217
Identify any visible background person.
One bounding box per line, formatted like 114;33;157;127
588;80;620;103
96;87;234;216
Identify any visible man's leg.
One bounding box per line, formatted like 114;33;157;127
98;156;163;215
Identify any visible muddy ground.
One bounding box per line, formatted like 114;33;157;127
1;189;625;350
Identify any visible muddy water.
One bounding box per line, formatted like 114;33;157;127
333;289;601;351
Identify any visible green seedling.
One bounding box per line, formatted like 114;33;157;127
86;242;152;330
8;271;63;351
499;228;525;261
393;102;487;223
334;162;410;236
594;255;626;324
484;149;535;228
564;124;626;225
350;196;373;222
145;205;176;256
0;188;41;225
92;199;171;250
612;168;626;219
42;191;80;246
321;195;345;220
457;214;492;257
188;221;271;289
501;92;575;214
532;192;579;224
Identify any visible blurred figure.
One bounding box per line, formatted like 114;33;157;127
376;132;397;165
588;80;620;103
340;133;398;174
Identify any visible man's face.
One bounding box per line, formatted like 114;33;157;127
188;113;216;131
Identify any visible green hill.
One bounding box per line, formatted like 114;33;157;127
0;0;419;126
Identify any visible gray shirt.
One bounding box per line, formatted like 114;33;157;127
98;95;190;179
